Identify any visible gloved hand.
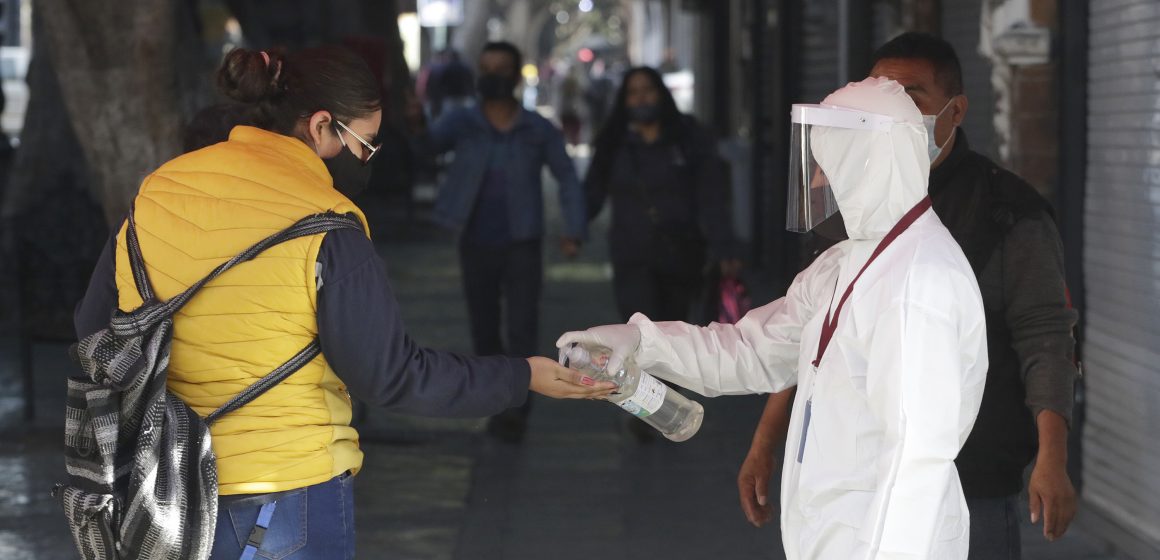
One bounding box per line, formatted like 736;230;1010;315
555;323;642;379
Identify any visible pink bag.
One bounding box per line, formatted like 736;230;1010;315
717;277;751;324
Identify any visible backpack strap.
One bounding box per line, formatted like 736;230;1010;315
205;339;322;425
124;208;156;302
111;206;363;422
110;208;363;337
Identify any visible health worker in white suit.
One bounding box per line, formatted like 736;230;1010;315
558;77;988;559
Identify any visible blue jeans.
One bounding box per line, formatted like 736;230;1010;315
967;494;1021;560
209;473;355;560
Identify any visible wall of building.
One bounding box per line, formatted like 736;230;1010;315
1003;0;1059;198
1080;2;1160;558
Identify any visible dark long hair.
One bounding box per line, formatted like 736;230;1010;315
217;45;381;138
588;67;684;188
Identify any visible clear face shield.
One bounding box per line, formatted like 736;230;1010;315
786;104;895;233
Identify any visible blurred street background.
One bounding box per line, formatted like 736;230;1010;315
0;1;1157;559
0;181;1130;559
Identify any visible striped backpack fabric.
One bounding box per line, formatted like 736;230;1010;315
54;208;362;560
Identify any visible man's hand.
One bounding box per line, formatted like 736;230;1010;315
559;237;581;259
738;446;777;527
1028;410;1077;542
737;389;795;528
1028;461;1077;542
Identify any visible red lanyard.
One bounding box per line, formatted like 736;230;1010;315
812;197;933;368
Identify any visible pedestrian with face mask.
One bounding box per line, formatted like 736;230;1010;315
560;76;988;559
586;66;740;326
737;33;1079;559
411;41;588;442
73;45;613;560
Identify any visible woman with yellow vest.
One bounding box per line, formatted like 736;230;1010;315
74;46;613;559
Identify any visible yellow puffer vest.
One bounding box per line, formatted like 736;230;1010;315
114;126;369;495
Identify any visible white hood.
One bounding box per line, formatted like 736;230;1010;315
809;77;930;240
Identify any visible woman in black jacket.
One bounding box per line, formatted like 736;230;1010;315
585;67;739;323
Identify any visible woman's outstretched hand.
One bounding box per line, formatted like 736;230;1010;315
528;357;617;399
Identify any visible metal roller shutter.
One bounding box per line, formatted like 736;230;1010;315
1083;1;1160;557
941;0;996;158
798;0;840;103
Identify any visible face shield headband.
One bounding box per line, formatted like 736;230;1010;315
785;104;896;233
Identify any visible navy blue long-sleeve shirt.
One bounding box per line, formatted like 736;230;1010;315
75;227;530;417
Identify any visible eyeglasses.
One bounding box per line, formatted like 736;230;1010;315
334;120;380;164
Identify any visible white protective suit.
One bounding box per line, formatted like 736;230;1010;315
559;78;988;559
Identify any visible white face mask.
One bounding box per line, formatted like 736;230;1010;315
922;98;954;163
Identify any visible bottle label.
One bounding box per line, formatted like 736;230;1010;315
616;371;667;418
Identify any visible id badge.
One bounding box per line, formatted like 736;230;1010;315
797;399;812;463
797;365;818;463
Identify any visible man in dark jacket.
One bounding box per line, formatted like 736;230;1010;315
411;42;586;442
736;33;1079;559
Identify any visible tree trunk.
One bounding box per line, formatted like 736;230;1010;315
0;16;89;223
175;0;216;123
504;0;532;58
39;0;185;225
522;9;553;65
227;0;328;50
452;0;494;62
0;9;107;337
499;0;549;66
359;0;414;128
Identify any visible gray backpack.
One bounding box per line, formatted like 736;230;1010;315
55;208;362;560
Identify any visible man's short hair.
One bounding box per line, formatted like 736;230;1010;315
481;41;523;76
871;32;964;97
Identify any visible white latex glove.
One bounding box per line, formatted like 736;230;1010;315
556;324;642;378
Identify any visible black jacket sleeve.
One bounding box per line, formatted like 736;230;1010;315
583;144;613;222
316;228;530;417
74;234;119;341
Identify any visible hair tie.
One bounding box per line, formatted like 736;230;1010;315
260;51;284;89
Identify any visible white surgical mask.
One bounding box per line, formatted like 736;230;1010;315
922;98;954;163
